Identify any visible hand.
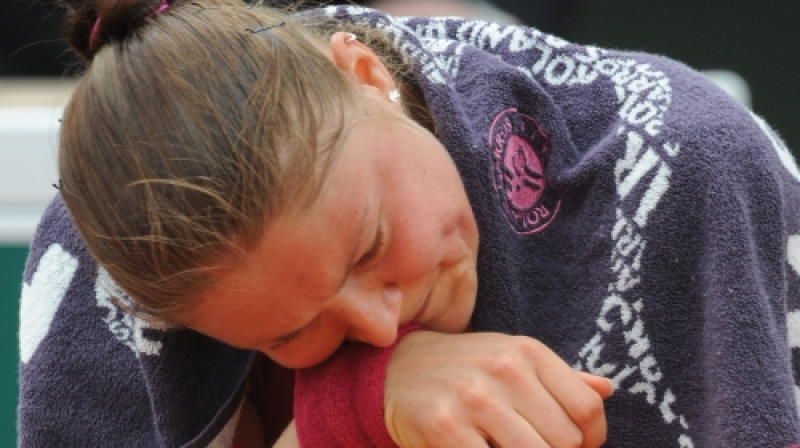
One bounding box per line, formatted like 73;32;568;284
383;331;611;448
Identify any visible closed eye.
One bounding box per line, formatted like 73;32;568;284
270;328;303;350
355;223;384;267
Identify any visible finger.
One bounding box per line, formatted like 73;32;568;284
423;357;556;448
510;374;590;448
476;339;603;447
538;364;608;448
389;407;496;448
475;403;549;448
401;430;489;448
576;371;614;399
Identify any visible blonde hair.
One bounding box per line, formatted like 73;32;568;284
59;0;369;321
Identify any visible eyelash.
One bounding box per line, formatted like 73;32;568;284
356;224;384;267
271;332;300;350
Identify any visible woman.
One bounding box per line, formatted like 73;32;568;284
18;0;800;446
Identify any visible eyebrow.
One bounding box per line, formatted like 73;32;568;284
267;199;370;349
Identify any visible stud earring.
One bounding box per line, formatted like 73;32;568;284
345;32;357;43
388;89;400;103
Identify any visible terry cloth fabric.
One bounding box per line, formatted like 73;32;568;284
17;5;800;448
294;323;423;447
292;6;800;448
17;195;254;446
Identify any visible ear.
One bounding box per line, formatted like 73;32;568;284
328;32;397;101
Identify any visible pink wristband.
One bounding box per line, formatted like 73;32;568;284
294;323;424;448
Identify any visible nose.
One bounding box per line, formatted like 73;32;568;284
334;282;402;347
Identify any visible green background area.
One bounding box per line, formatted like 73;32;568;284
0;246;26;448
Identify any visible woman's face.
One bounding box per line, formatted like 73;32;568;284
184;100;480;368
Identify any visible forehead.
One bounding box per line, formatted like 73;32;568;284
183;131;373;339
244;148;368;287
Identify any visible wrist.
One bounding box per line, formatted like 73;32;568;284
294;323;423;448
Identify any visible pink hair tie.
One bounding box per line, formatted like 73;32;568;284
152;0;170;14
89;0;170;51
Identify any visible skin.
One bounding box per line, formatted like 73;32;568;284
183;40;479;369
185;33;611;447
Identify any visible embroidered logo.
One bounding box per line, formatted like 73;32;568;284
489;108;561;234
95;267;164;357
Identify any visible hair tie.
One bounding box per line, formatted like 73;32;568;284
152;0;170;15
89;0;170;51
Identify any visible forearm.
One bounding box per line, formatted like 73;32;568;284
294;324;611;448
293;324;423;448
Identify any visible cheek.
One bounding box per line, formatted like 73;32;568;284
385;227;441;279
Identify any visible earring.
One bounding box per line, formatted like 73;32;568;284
388;89;400;103
344;32;357;43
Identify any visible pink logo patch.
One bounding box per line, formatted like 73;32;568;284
490;108;561;234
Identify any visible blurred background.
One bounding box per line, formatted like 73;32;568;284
2;0;798;445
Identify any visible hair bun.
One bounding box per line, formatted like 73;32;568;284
61;0;169;61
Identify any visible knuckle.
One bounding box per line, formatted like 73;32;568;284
421;405;462;439
484;351;522;380
574;392;606;425
475;336;549;385
510;335;546;358
454;378;493;409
